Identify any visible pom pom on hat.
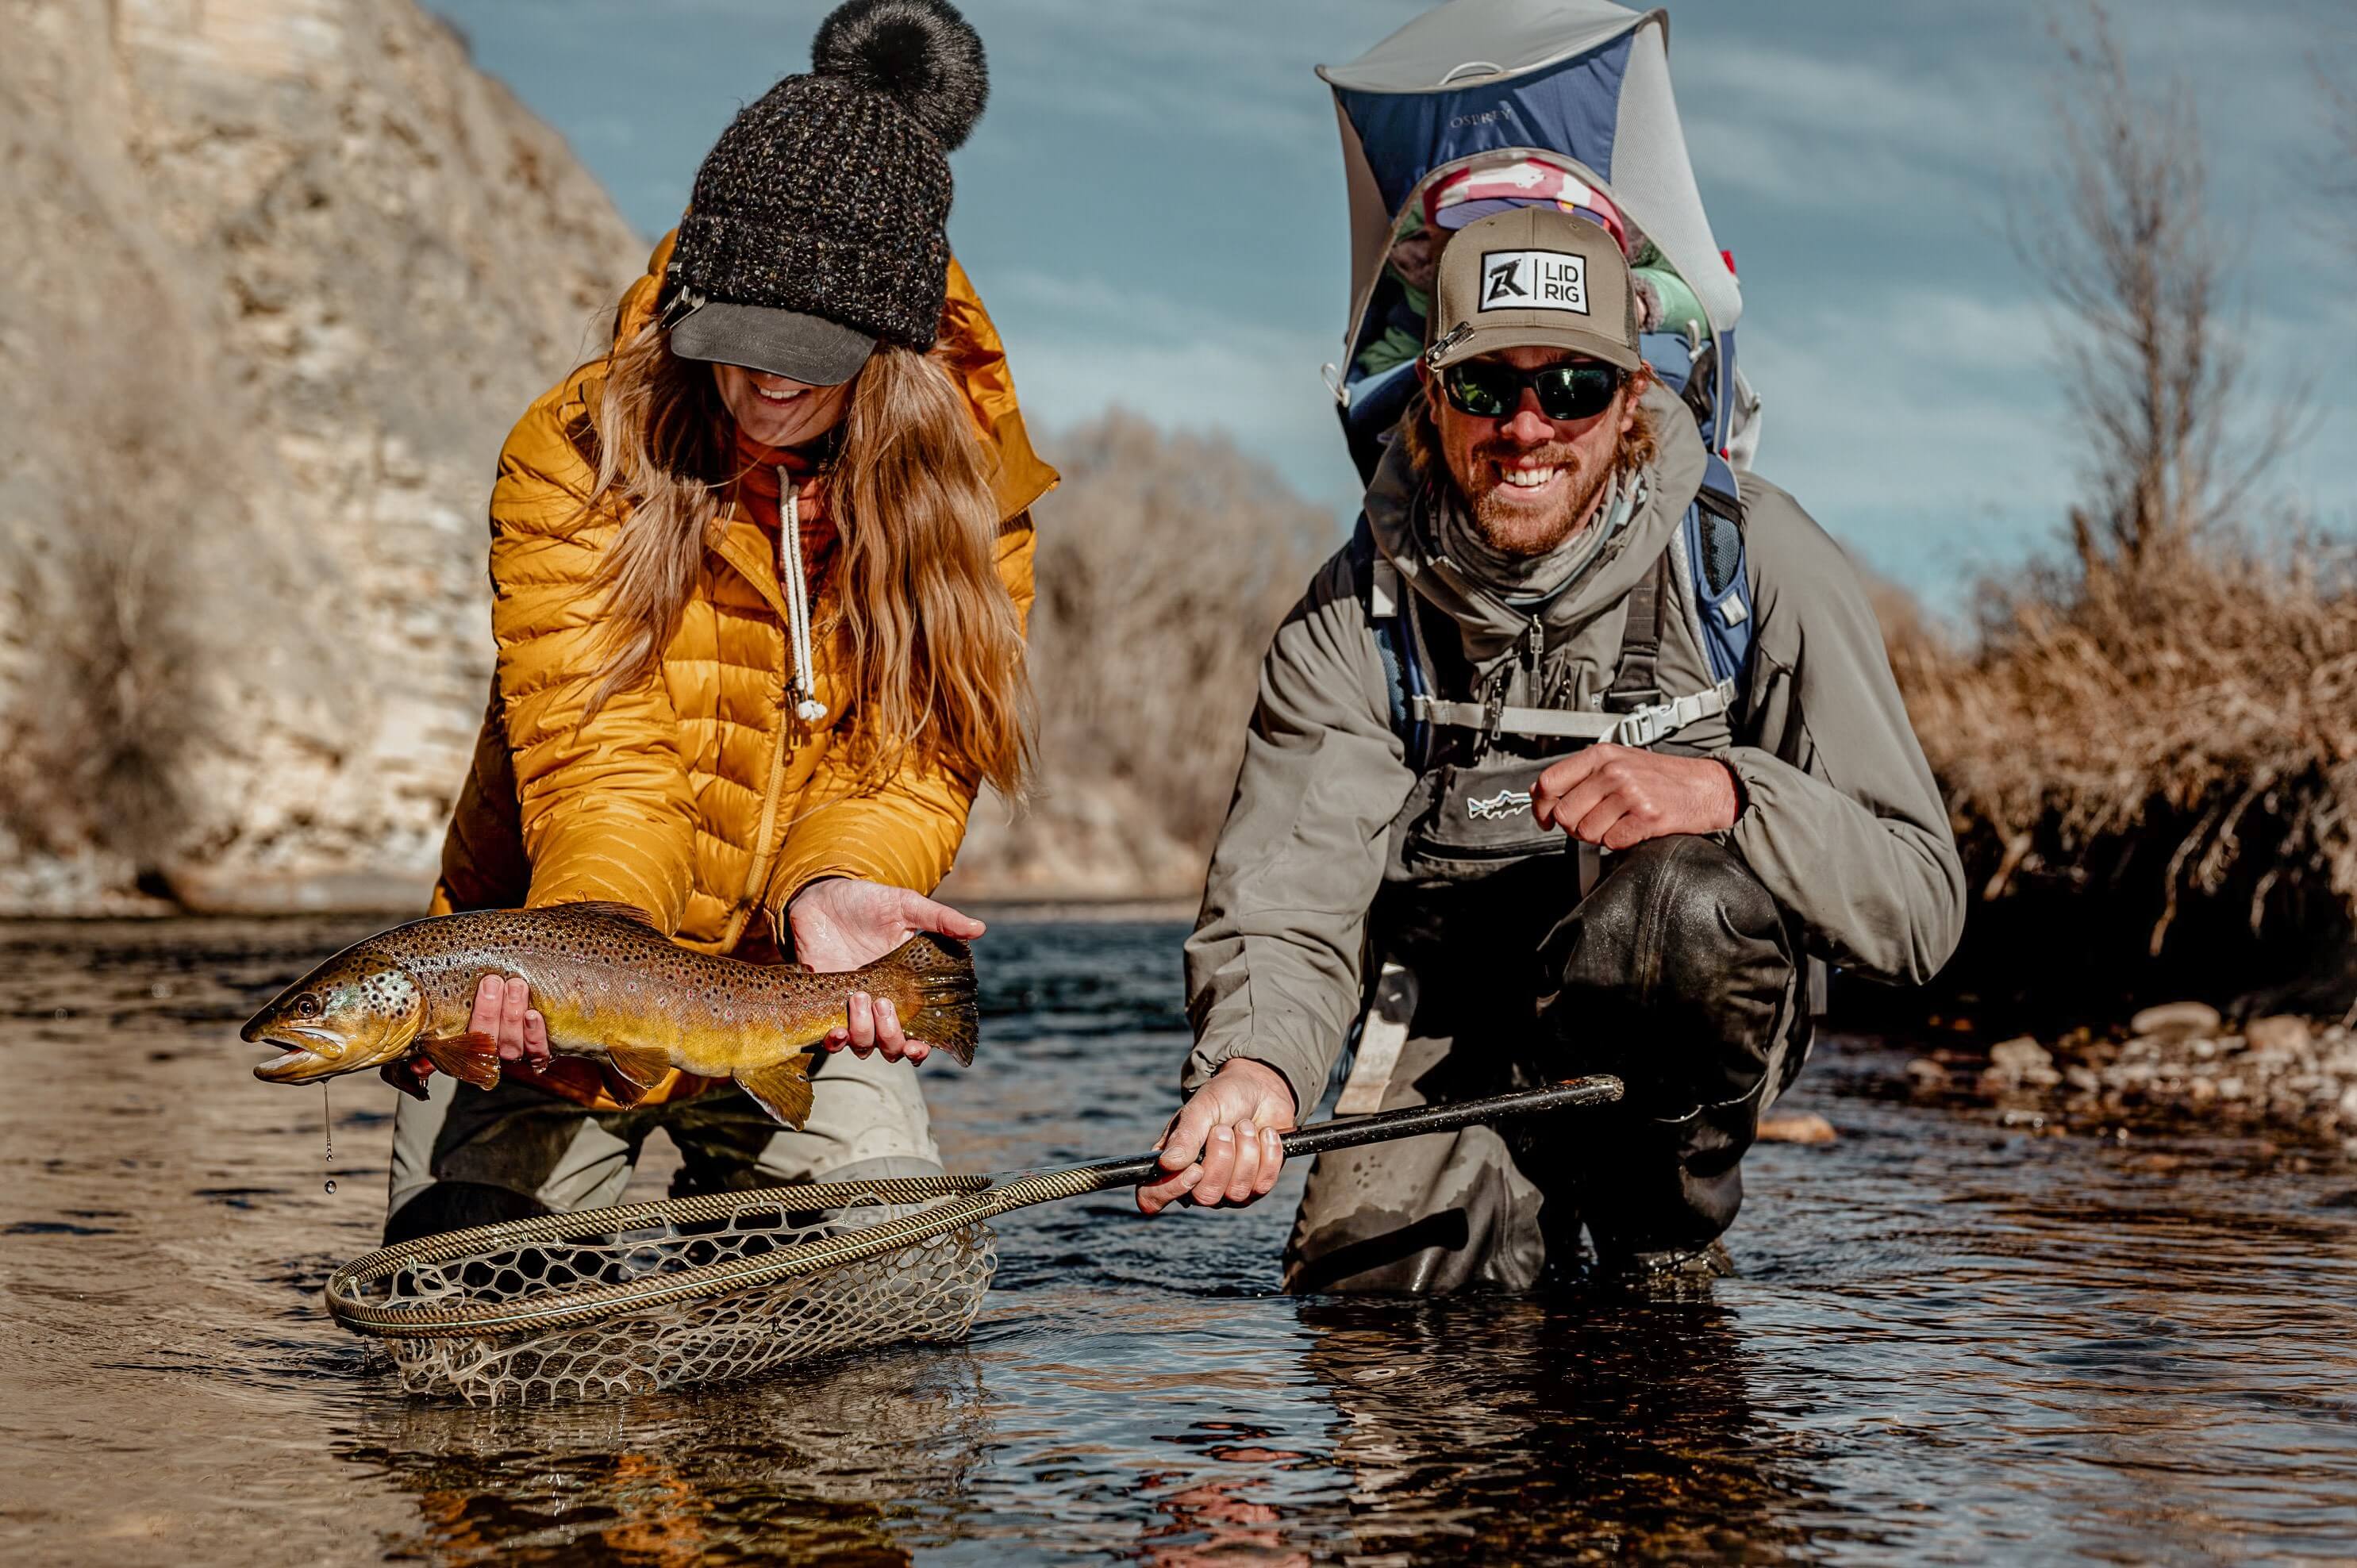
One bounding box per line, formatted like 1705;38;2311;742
812;0;989;151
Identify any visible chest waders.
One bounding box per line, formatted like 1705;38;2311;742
1288;472;1814;1293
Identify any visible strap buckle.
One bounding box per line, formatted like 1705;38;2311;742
1611;703;1670;747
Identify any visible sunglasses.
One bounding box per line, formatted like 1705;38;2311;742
1439;358;1625;422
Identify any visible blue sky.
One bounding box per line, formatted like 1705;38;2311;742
429;0;2354;603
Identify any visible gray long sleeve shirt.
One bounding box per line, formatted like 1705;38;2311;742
1182;386;1967;1111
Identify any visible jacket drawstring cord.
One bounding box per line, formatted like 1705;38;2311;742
779;471;828;724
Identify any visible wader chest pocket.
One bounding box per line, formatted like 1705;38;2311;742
1401;756;1570;879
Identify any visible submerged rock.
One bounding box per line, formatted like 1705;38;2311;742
1986;1036;2063;1089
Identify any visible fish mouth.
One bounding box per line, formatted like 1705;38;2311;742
251;1028;341;1082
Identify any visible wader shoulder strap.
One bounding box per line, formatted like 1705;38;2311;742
1354;514;1432;768
1602;548;1671;711
1402;542;1735;747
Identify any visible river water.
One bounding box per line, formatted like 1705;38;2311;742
2;915;2355;1565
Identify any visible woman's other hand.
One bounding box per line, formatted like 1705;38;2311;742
789;878;986;1064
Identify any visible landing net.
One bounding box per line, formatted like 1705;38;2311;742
324;1077;1625;1406
331;1171;1079;1406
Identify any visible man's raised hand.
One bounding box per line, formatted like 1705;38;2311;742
1136;1058;1298;1215
1531;744;1741;850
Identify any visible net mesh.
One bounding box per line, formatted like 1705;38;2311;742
336;1181;1004;1407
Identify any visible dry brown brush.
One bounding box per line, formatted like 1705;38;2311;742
0;490;213;880
1894;540;2357;1010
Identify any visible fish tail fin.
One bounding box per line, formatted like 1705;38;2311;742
882;932;979;1066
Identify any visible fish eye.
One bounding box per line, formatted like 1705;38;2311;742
295;995;321;1017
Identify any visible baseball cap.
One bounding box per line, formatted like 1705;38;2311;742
666;298;876;387
1424;206;1643;375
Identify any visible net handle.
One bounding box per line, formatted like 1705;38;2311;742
1029;1075;1625;1192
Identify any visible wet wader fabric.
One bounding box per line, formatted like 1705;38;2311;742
1285;836;1802;1293
383;1046;940;1245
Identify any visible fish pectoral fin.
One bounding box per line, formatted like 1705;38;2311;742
418;1032;502;1091
732;1055;815;1128
599;1043;674;1105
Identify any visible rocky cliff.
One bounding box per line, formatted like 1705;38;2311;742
0;0;643;912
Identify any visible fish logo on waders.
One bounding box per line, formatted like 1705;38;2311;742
1466;788;1532;821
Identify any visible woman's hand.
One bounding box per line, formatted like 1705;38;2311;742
379;974;552;1096
1136;1059;1299;1215
789;878;986;1064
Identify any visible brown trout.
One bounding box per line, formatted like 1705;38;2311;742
240;903;978;1126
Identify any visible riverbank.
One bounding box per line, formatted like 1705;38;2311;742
1898;1001;2357;1160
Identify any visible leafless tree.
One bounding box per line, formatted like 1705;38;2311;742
1027;412;1334;851
2021;4;2308;573
2315;58;2357;260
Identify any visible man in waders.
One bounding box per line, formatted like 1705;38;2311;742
1136;206;1966;1290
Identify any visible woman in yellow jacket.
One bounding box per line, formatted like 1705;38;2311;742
384;0;1052;1243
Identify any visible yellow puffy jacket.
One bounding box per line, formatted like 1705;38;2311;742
429;237;1054;1101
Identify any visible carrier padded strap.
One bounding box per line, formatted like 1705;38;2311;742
1604;547;1672;709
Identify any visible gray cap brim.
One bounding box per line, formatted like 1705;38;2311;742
667;302;875;386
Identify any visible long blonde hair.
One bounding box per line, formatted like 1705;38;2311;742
577;323;1030;795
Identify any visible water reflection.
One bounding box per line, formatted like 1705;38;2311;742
343;1347;993;1563
1292;1293;1840;1562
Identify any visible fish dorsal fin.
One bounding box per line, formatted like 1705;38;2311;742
558;900;660;928
419;1032;502;1091
733;1055;815;1128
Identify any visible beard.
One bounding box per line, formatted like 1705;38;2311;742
1465;439;1616;558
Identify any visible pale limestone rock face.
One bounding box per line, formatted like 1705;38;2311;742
0;0;644;911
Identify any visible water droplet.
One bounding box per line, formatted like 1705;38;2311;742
323;1179;337;1195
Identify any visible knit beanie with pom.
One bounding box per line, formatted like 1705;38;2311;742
662;0;987;385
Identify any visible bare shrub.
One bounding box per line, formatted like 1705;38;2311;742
1026;411;1335;851
1902;542;2357;951
0;486;213;876
2017;6;2304;570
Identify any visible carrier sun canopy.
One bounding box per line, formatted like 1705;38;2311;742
1319;0;1746;475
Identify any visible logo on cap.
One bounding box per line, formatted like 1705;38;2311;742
1479;250;1589;316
